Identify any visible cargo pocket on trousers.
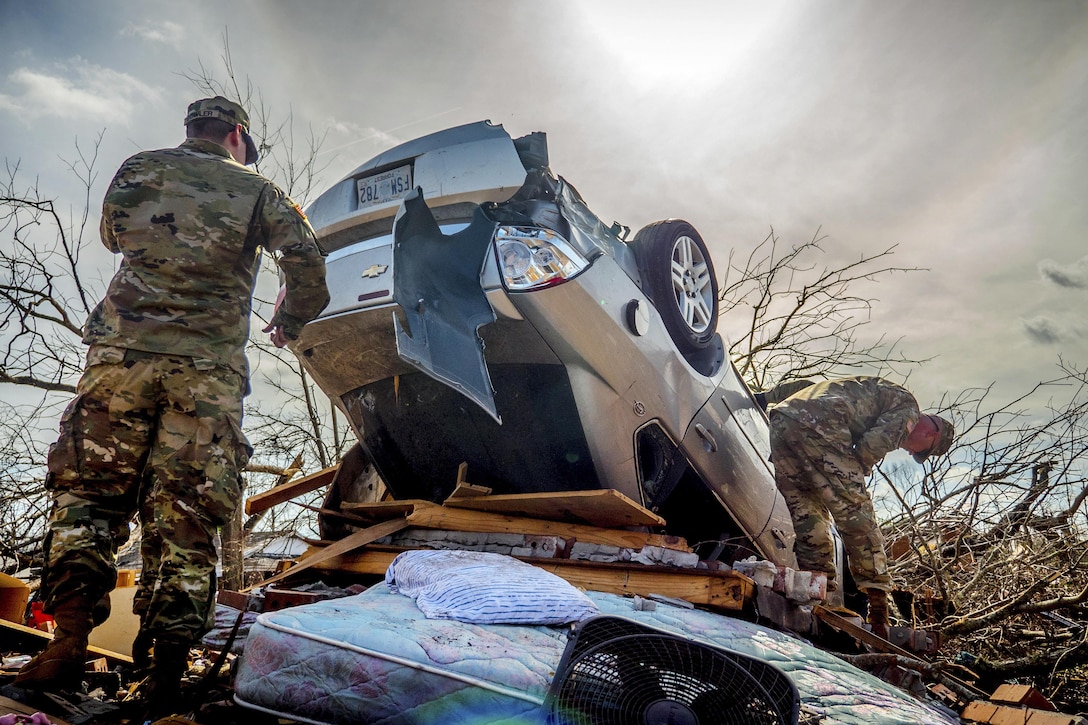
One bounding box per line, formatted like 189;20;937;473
195;416;249;528
46;393;89;491
866;528;891;579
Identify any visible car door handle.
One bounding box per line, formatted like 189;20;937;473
694;423;717;453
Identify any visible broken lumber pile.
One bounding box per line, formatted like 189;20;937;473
250;463;757;612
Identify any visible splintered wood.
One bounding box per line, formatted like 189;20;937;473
253;463;755;611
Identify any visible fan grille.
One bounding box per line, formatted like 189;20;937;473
546;616;799;725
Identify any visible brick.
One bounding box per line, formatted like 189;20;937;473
961;701;1000;723
1026;712;1085;725
990;706;1032;725
963;702;1082;725
992;684;1056;711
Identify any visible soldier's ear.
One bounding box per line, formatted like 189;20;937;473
225;125;247;164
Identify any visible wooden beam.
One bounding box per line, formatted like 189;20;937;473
244;465;337;515
244;517;410;591
530;560;750;611
442;489;666;528
294;502;376;524
404;504;690;552
814;605;987;700
0;618;133;664
314;547;751;611
341;499;435;522
444;462;493;500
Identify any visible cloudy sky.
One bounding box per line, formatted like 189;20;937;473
1;0;1087;415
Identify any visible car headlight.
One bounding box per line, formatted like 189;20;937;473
494;226;589;291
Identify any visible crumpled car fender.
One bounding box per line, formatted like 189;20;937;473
392;187;502;422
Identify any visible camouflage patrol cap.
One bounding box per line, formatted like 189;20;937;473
184;96;259;165
912;415;955;464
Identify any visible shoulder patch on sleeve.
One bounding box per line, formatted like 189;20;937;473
289;199;308;222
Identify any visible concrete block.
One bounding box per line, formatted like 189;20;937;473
632;546;700;568
569;543;622;561
733;558;776;588
523;536;561;558
484;533;525;547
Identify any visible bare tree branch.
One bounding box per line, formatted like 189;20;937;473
720;227;926;391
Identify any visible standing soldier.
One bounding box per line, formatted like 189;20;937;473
16;97;330;717
767;376;954;637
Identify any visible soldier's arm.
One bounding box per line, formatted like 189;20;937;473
98;164;133;254
99;209;119;253
854;388;920;470
258;186;330;340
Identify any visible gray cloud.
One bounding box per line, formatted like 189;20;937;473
120;21;186;48
1022;316;1088;345
1039;257;1088;289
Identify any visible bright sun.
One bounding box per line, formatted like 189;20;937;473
573;2;785;93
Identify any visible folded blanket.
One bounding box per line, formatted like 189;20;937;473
386;549;599;625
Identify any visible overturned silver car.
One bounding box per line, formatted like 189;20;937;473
292;121;797;567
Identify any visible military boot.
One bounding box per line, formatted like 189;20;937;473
865;589;891;640
14;595;94;691
142;638;192;720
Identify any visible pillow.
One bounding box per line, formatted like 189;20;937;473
385;549;599;625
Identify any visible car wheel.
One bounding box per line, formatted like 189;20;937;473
633;220;719;353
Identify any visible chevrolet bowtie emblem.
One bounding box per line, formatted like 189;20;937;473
361;264;389;279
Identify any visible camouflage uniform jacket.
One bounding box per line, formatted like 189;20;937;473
769;376;920;474
87;138;329;377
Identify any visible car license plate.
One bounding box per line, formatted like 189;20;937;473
357;165;413;209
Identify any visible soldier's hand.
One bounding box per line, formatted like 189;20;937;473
264;323;289;348
263;284;289;347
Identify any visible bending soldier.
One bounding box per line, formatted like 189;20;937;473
767;376;954;637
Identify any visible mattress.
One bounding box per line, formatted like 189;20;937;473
233;583;959;725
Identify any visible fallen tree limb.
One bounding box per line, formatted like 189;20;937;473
970;632;1088;682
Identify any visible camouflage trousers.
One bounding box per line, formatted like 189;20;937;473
40;344;250;642
768;412;891;592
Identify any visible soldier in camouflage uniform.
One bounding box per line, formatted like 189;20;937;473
17;97;330;713
767;376;954;636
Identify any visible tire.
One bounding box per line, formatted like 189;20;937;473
632;219;719;353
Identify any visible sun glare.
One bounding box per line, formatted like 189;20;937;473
574;3;784;93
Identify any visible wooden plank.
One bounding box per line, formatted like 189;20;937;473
445;462;493;500
404;504;690;552
244;465;337;515
813;605;987;699
0;617;133;664
530;560;750;611
294;502;375;524
314;547;751;611
340;499;435;522
442;489;665;528
244;517;410;590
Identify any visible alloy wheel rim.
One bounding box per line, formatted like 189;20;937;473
670;235;714;333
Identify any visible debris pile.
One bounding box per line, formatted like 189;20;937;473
3;460;1087;723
